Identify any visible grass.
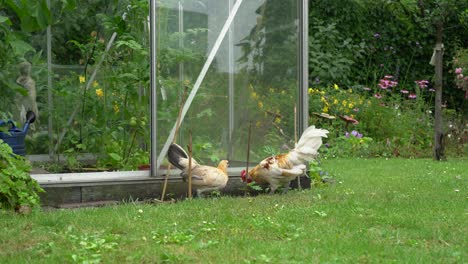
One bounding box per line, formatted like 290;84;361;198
1;158;466;263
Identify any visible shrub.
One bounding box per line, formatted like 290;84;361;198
0;139;44;211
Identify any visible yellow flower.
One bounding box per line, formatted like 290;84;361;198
79;76;86;84
92;80;99;88
320;96;326;102
333;99;338;105
274;117;281;124
320;91;325;95
348;103;354;109
269;88;274;93
95;88;103;97
281;90;286;95
258;101;263;109
348;89;353;93
95;88;104;97
113;103;120;113
342;100;347;107
322;106;329;113
308;88;313;95
251;92;258;99
256;121;262;128
334;84;339;90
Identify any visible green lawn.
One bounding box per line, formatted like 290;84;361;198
1;158;466;263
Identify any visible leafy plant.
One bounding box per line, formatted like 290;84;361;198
0;139;44;210
67;227;120;264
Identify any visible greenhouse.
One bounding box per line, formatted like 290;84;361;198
1;0;310;205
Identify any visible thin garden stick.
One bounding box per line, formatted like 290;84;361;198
245;121;252;179
294;104;301;190
187;130;193;199
161;87;188;201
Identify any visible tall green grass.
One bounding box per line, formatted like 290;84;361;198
1;158;466;263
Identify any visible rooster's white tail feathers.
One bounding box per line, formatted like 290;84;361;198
291;125;329;162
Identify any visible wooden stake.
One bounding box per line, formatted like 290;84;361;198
245;121;252;177
161;86;188;201
294;104;301;190
187;130;193;199
294;104;298;144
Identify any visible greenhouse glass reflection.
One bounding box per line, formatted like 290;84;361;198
1;1;150;174
155;0;305;172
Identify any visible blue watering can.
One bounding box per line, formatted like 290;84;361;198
0;111;36;156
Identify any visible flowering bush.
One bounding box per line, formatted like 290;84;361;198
321;130;373;158
453;48;468;99
309;75;435;158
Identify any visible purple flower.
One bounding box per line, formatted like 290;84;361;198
374;93;382;99
345;132;350;138
357;133;363;138
408;94;417;99
400;89;409;94
325;143;330;148
455;68;462;74
374;33;380;38
351;130;358;137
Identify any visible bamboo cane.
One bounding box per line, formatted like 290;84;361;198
245;121;252;193
294;104;301;190
187;130;193;199
161;87;188;201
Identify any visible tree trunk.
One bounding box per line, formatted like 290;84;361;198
433;23;445;161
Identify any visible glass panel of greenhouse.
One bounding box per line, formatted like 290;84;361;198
1;1;150;175
1;0;305;178
156;0;302;171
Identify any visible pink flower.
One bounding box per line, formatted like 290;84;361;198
379;76;398;89
455;68;462;74
408;94;417;99
415;80;429;89
374;93;382;99
400;90;409;94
